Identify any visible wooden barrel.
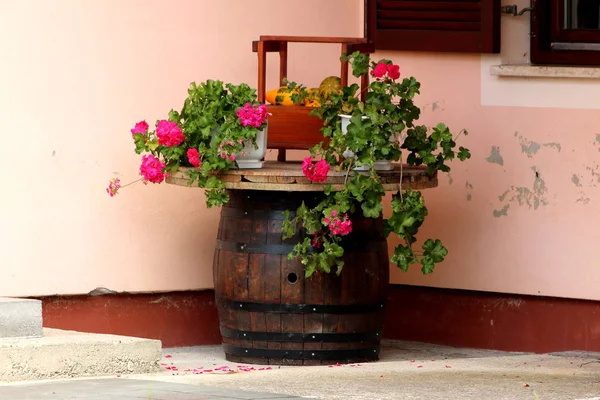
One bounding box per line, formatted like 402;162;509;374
213;189;390;365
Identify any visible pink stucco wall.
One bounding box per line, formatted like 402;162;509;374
385;12;600;300
0;0;362;296
1;1;599;300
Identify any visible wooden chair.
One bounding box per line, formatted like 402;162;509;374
252;36;375;161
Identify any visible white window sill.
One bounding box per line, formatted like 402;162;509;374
490;64;600;79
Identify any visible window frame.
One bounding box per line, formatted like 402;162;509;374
531;0;600;65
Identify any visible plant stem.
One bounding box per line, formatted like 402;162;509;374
399;152;404;201
120;177;144;189
344;159;354;185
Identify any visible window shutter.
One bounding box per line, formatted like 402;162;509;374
367;0;501;53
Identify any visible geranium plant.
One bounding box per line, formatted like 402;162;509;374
107;80;269;207
281;52;471;277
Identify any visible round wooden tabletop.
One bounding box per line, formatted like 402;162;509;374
166;161;437;192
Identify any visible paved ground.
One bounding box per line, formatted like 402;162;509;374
0;378;305;399
2;340;600;400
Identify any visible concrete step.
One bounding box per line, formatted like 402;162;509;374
0;298;42;338
0;328;161;382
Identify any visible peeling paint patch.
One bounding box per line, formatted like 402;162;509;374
494;167;549;215
576;196;591;205
498;189;510;202
571;174;582;187
595;133;600;148
485;146;504;166
493;204;510;218
519;138;541;157
515;133;561;158
543;142;562;152
586;164;600;186
432;102;439;111
465;181;473;201
446;173;453;185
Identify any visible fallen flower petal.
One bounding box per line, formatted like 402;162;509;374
445;365;452;368
417;365;423;368
164;355;172;358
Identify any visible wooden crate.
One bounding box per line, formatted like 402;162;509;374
252;36;375;161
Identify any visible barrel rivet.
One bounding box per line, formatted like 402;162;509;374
243;333;246;337
374;350;377;353
240;304;243;308
313;308;316;311
312;353;315;356
312;335;315;339
245;350;248;353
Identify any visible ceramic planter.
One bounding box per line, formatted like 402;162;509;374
235;126;268;169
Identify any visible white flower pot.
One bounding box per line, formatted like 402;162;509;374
235;126;267;169
339;114;394;172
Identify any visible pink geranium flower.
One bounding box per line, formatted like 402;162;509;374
236;103;269;128
131;120;149;137
106;178;121;197
322;210;352;236
301;157;330;183
139;154;166;184
187;148;201;167
387;64;401;80
156;120;185;147
371;62;388;79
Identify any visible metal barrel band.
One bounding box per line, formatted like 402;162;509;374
216;297;384;314
215;240;297;255
223;344;380;361
216;239;384;254
220;327;381;343
221;207;295;220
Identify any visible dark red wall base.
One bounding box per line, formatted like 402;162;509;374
39;291;221;347
383;285;600;353
38;285;600;352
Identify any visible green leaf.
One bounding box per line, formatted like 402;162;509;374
361;201;383;218
166;162;180;173
420;255;435;274
282;210;297;240
318;253;331;273
458;146;471;161
147;140;159;151
305;258;317;278
390;245;417;272
329;243;344;258
335;260;345;275
422;239;448;263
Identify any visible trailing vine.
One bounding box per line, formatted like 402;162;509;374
282;52;471;277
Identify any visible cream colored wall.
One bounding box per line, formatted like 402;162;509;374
0;0;361;297
386;8;600;301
